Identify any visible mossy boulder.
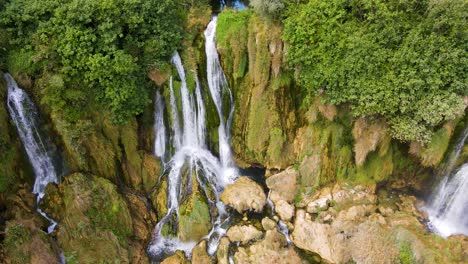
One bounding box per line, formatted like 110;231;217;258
43;173;134;262
177;174;211;242
3;219;60;264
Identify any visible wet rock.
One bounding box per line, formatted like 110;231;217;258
178;192;211;242
266;167;299;203
234;229;305;264
216;237;230;264
220;177;267;213
261;217;277;231
227;225;263;245
275;200;295;222
192;240;214;264
161;251;189;264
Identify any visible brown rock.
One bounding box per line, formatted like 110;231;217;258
220;177;267;213
192;240;214;264
227;225;263;245
266;167;299;203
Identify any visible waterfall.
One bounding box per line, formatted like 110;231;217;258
204;15;237;185
4;73;60;233
425;125;468;237
154;91;166;162
426;164;468;237
149;23;238;259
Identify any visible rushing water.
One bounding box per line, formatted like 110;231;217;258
154;90;167;163
425;125;468;237
148;15;238;260
5;73;60;233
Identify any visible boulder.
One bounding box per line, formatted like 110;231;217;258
261;217;277;231
227;225;263;245
275;200;295;222
220;177;267;213
291;210;342;263
266;167;299;203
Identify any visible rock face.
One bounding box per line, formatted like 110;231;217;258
227;225;263;245
220;177;267;213
42;173;135;263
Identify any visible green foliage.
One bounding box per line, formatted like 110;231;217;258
250;0;285;20
283;0;467;142
1;0;185;122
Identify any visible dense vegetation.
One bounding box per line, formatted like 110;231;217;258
282;0;467;142
0;0;188;122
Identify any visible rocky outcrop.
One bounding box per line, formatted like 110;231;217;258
290;183;468;264
220;177;267;213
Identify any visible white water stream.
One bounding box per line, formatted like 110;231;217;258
5;73;60;233
425;126;468;237
148;15;238;261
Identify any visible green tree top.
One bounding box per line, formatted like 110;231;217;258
1;0;185;122
283;0;467;142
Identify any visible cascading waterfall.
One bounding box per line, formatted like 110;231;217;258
148;17;238;259
204;15;237;185
4;73;60;233
425;126;468;237
154;91;167;163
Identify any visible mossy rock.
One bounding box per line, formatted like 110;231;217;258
0;73;21;193
4;220;59;263
43;173;133;262
178;194;211;242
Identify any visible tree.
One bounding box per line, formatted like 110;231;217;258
1;0;185;122
283;0;467;142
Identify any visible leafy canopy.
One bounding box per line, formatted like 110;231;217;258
283;0;467;142
1;0;185;122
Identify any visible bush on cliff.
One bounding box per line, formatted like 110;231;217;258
283;0;467;143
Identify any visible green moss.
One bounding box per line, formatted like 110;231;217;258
4;224;32;263
178;193;211;241
266;127;286;165
246;95;273;160
86;177;133;244
355;147;394;184
216;10;251;81
271;73;292;91
399;242;416;264
419;126;451;167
